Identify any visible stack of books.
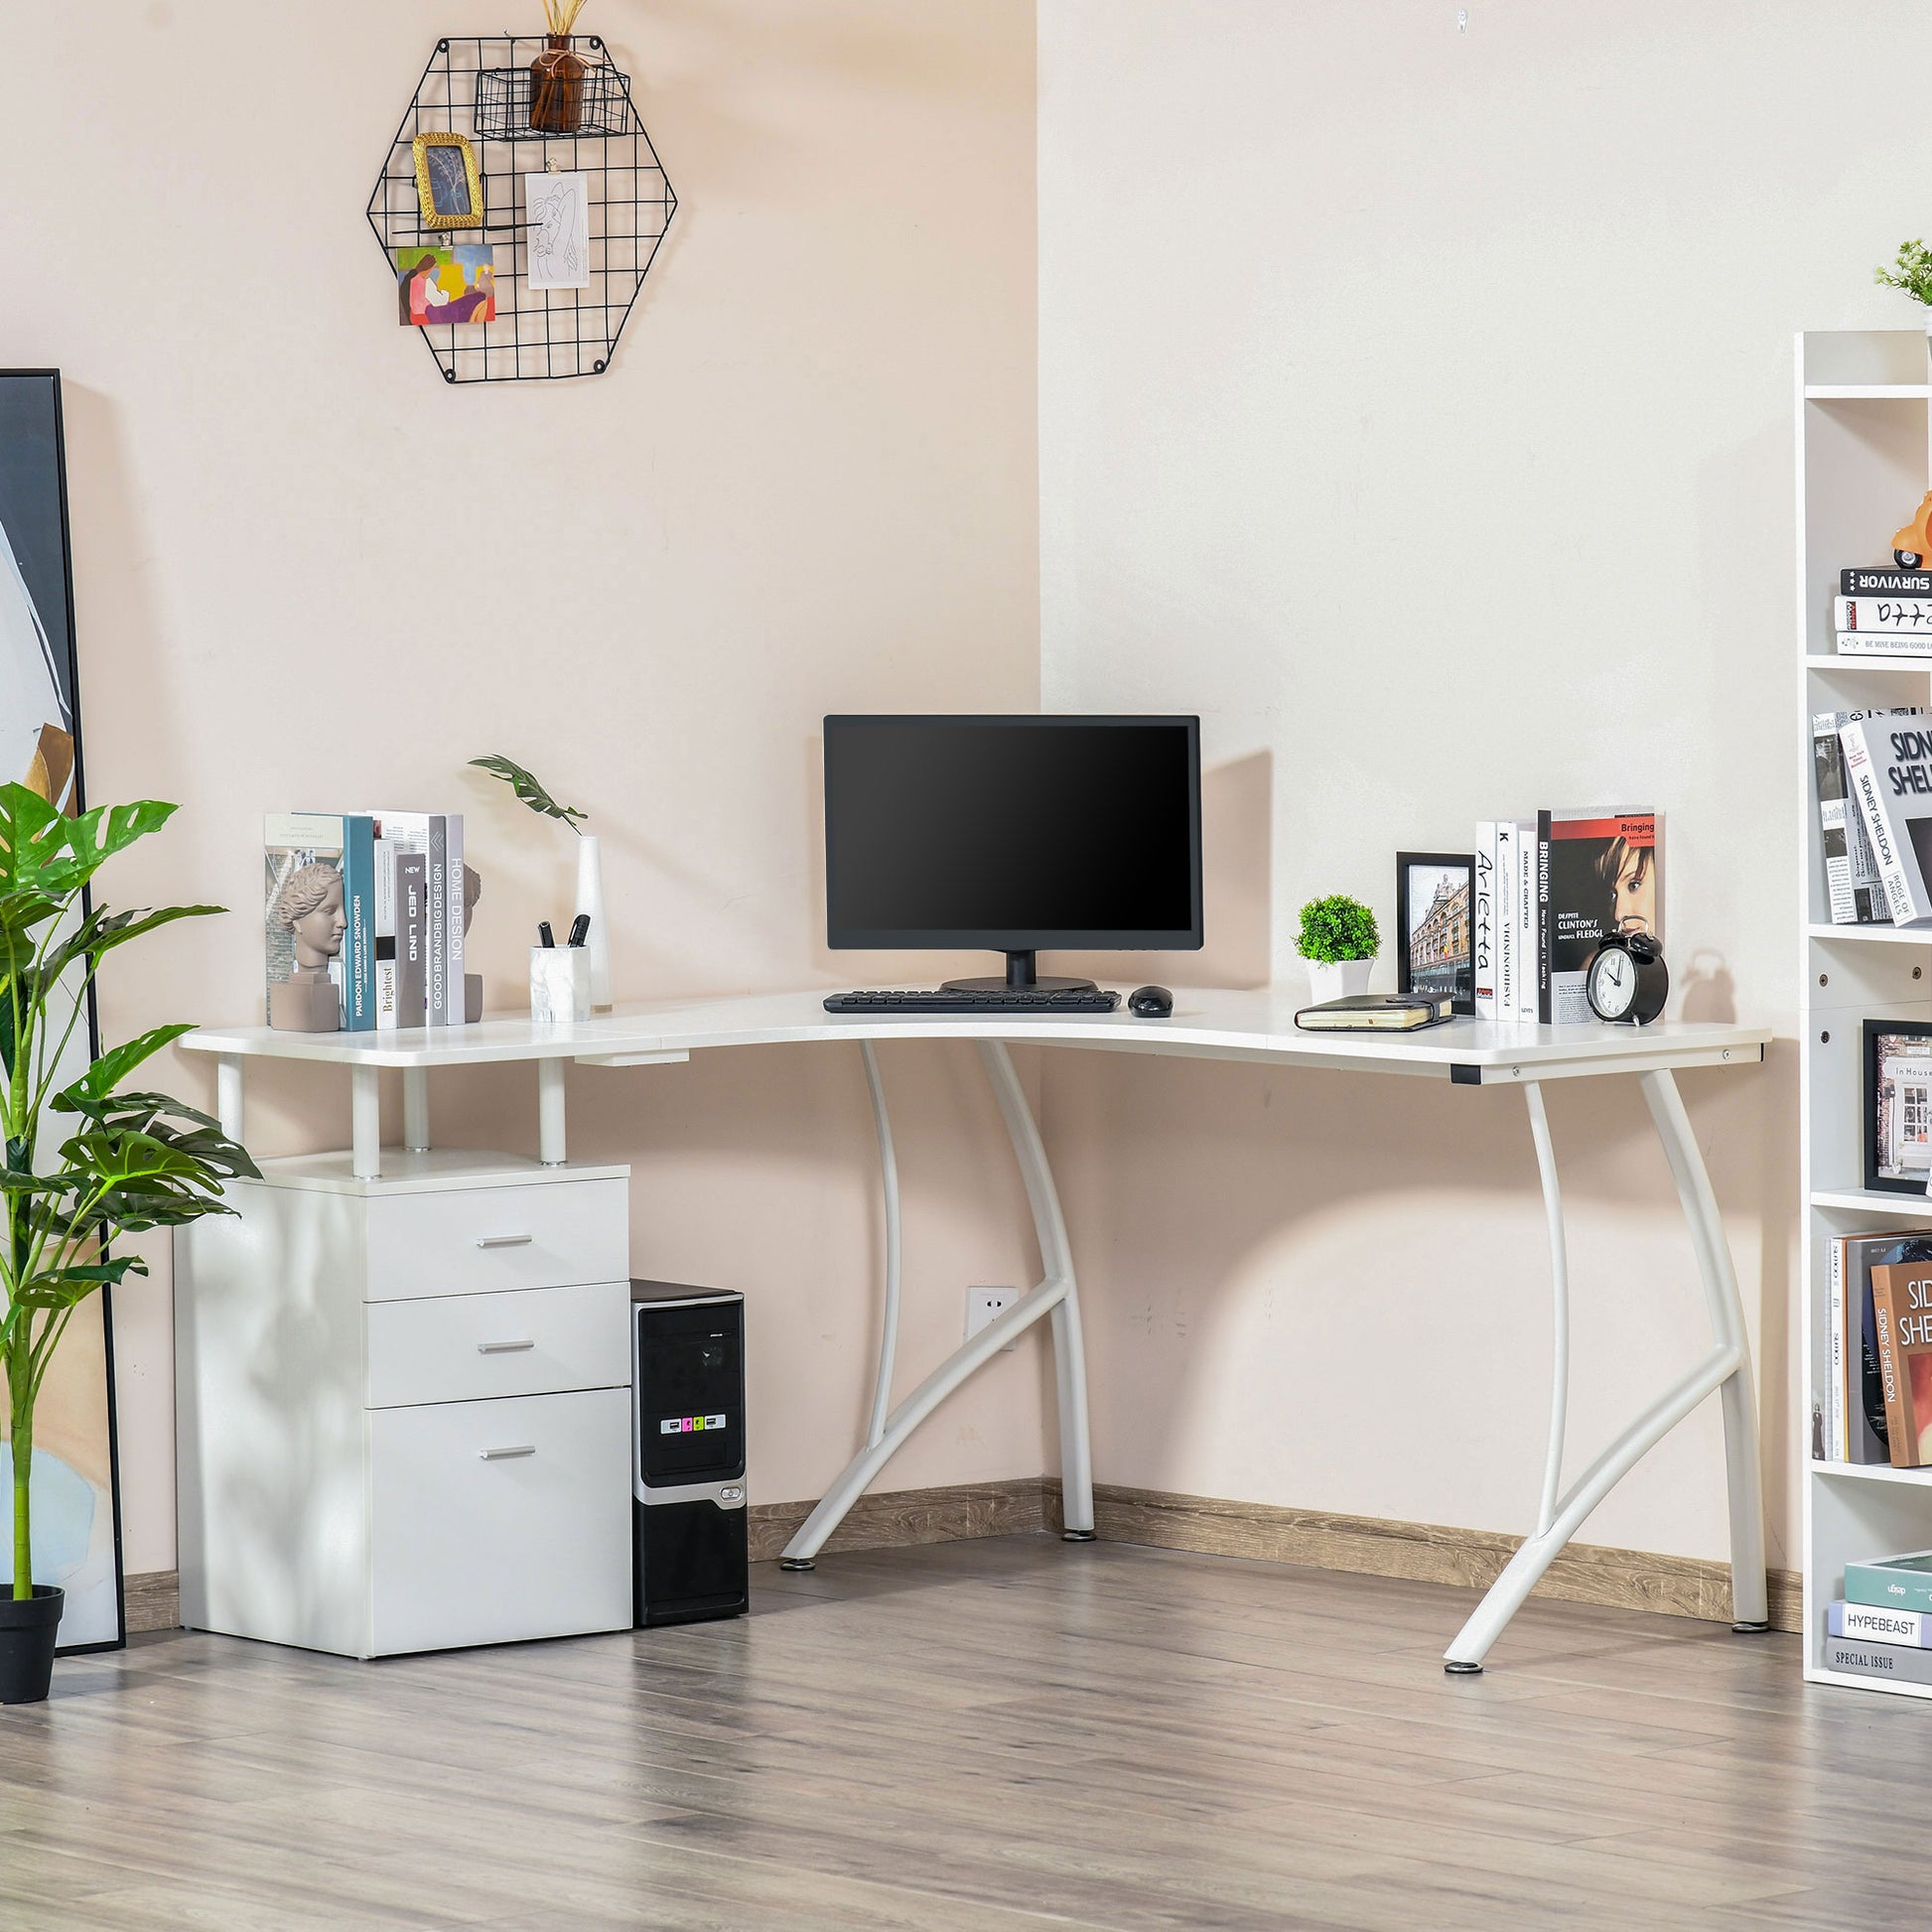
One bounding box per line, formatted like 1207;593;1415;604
1836;567;1932;658
1812;706;1923;925
264;811;468;1032
1826;1231;1932;1467
1826;1552;1932;1686
1473;810;1661;1025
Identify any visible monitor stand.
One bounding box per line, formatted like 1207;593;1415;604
941;951;1097;996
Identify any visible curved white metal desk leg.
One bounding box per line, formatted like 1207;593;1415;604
860;1040;902;1451
1639;1067;1769;1631
779;1037;1094;1568
1444;1068;1765;1671
1525;1082;1571;1542
978;1040;1095;1538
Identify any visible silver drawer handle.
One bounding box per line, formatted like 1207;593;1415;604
480;1444;536;1460
477;1234;534;1250
477;1339;535;1354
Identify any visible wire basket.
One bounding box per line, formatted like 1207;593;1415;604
475;54;633;141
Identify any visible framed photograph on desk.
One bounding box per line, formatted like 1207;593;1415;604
1396;852;1475;1016
1863;1018;1932;1193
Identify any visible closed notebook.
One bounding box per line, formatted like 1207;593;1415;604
1295;992;1454;1033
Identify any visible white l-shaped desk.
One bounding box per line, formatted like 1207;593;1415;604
183;989;1772;1671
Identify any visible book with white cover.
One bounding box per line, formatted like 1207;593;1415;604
1474;823;1499;1020
1513;818;1538;1022
1492;821;1518;1022
1838;630;1932;658
1840;717;1932;926
444;813;466;1024
372;835;398;1030
1829;1599;1932;1647
1837;595;1932;633
1815;710;1919;923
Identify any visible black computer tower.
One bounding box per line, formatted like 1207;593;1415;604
631;1281;749;1627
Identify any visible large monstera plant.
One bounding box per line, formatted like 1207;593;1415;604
0;785;256;1613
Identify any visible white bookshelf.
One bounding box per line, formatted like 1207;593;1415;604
1799;330;1932;1698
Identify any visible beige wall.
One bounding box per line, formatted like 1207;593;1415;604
3;0;1045;1574
1035;0;1932;1568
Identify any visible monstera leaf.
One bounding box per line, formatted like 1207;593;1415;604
469;755;588;833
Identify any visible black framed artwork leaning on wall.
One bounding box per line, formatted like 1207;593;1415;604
0;370;125;1652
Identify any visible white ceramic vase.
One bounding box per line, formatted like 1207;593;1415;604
1307;957;1373;1004
573;834;612;1013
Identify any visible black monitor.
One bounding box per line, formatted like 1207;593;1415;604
823;714;1202;991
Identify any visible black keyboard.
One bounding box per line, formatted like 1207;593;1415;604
824;988;1122;1014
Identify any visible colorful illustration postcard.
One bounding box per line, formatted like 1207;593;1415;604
395;245;496;326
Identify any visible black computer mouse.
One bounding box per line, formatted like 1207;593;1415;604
1128;985;1173;1018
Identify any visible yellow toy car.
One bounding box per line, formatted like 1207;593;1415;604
1893;490;1932;567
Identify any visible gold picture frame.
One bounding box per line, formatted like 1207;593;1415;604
411;131;483;231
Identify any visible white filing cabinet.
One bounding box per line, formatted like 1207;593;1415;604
175;1149;633;1659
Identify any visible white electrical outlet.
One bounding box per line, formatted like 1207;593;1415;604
966;1286;1021;1350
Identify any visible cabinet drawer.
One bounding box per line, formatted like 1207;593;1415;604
363;1178;628;1302
367;1389;632;1656
364;1281;629;1410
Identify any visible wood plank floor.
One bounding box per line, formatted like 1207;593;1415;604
0;1534;1912;1930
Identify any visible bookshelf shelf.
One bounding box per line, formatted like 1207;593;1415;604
1806;653;1932;672
1805;923;1932;945
1808;1187;1928;1213
1803;382;1932;400
1814;1459;1932;1486
1800;330;1932;1699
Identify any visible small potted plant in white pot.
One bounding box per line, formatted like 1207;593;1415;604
1296;894;1379;1003
1876;239;1932;364
0;787;255;1703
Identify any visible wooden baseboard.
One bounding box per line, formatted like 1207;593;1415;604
124;1569;180;1635
119;1481;1802;1641
1043;1481;1802;1633
749;1477;1045;1562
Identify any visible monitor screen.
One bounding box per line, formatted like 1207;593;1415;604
823;715;1202;949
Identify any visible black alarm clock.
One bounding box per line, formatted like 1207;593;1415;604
1586;930;1669;1026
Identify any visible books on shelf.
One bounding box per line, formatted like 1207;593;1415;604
1829;1598;1932;1647
366;812;466;1026
1825;1634;1932;1686
1836;631;1932;658
1872;1256;1932;1467
1837;596;1932;634
264;811;468;1031
1827;1231;1927;1464
1845;1549;1932;1614
1844;568;1932;597
1839;716;1932;925
1813;710;1918;924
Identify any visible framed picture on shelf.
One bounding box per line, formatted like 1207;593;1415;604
410;131;483;230
1395;852;1475;1016
1863;1018;1932;1193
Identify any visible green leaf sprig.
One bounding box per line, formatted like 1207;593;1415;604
468;755;588;835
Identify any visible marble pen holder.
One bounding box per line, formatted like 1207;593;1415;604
530;944;593;1024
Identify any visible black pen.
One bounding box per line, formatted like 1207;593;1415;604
538;920;555;949
566;913;590;948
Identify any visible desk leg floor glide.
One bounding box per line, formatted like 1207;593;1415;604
779;1040;1094;1569
1441;1069;1767;1673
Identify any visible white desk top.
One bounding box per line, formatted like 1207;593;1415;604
183;988;1769;1086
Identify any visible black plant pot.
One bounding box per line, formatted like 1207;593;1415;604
0;1586;64;1705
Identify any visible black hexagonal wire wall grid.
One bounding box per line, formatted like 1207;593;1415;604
367;36;676;383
